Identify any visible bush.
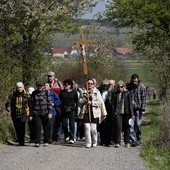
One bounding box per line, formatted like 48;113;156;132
157;99;170;148
0;111;15;143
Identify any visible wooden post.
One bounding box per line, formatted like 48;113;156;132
72;27;96;122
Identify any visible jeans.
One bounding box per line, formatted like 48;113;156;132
84;123;98;147
53;116;62;141
130;110;142;143
62;111;75;141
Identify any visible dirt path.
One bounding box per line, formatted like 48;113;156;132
0;140;148;170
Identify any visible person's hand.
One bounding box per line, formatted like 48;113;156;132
88;101;92;105
142;111;145;115
48;113;52;119
29;117;33;121
6;107;11;112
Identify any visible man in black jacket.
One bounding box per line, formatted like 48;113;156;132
126;74;146;146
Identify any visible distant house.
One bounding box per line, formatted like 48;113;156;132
51;46;72;58
114;47;133;57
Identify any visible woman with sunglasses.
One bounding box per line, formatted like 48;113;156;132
111;80;134;148
59;79;78;144
78;78;107;148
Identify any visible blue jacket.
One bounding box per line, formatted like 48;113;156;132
50;90;61;117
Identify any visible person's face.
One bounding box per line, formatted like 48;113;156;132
44;83;50;90
17;86;24;93
87;80;94;90
64;83;71;90
109;80;115;88
48;75;55;82
132;78;139;85
37;84;44;91
117;84;124;93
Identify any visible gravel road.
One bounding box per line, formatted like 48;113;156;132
0;139;148;170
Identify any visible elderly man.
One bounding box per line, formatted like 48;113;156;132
47;71;63;142
47;71;64;95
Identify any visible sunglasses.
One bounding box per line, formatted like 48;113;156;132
64;84;70;86
118;86;124;88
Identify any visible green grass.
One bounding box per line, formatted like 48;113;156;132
141;100;170;170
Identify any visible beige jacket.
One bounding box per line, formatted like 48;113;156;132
78;87;107;124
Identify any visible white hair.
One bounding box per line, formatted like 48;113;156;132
16;82;24;88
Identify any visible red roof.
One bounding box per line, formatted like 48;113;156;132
115;47;133;55
51;46;72;54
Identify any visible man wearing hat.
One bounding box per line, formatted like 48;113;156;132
47;71;63;142
47;71;64;95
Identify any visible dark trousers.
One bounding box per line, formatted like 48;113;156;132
33;114;50;144
28;119;35;141
77;119;84;139
13;118;26;145
53;116;62;141
103;115;113;145
112;114;130;144
62;111;75;140
49;117;55;142
99;120;105;144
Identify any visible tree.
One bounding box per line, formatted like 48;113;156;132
105;0;170;98
0;0;100;88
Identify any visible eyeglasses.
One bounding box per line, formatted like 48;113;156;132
64;84;70;86
118;86;123;88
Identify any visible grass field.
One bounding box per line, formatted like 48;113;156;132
141;100;170;170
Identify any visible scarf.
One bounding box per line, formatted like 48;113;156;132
116;92;125;114
16;96;23;118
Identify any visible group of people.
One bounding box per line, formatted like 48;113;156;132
5;72;146;148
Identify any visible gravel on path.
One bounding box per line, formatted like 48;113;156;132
0;140;148;170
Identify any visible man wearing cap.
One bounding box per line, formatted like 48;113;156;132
5;82;30;146
47;71;64;95
47;71;63;142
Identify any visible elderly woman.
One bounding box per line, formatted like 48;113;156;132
5;82;30;146
111;80;134;148
78;78;107;148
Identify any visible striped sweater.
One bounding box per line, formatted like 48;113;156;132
31;90;52;115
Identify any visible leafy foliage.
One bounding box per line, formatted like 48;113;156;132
105;0;170;96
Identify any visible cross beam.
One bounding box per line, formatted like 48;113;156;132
73;27;96;75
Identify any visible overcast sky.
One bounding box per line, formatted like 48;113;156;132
82;0;108;19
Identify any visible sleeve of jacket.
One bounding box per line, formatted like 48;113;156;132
47;90;53;114
127;91;134;117
95;90;107;118
140;84;147;111
53;92;61;107
5;93;12;110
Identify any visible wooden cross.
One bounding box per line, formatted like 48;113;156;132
73;27;96;122
73;27;96;75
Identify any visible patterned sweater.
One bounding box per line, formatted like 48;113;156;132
31;89;52;115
